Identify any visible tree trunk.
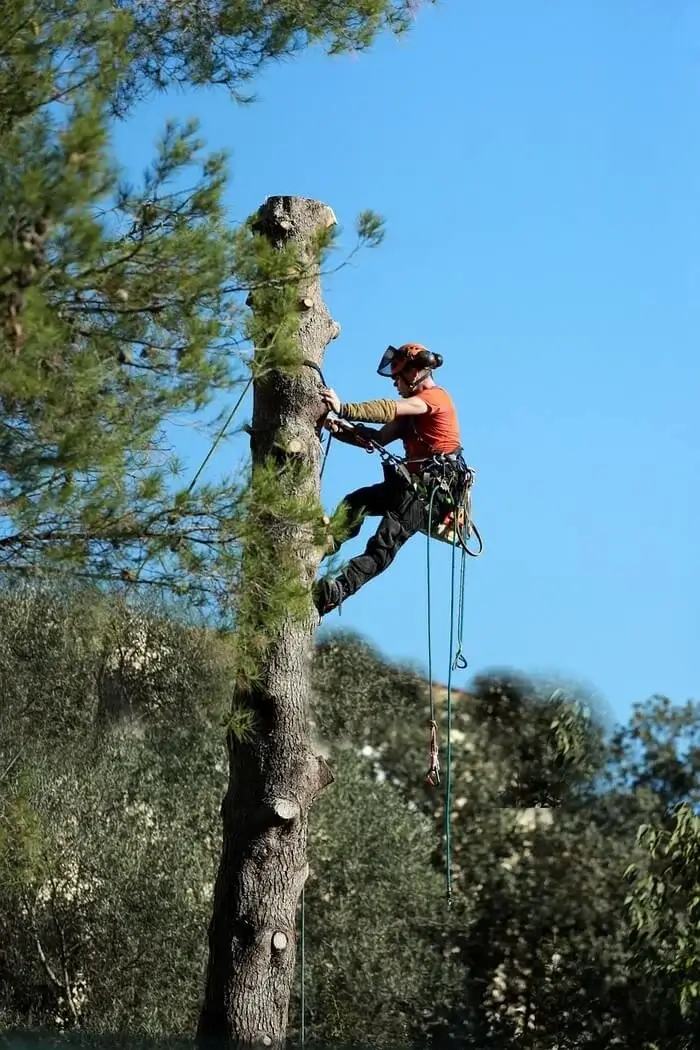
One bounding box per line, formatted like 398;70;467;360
197;196;338;1049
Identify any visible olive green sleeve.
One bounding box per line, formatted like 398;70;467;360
339;398;397;424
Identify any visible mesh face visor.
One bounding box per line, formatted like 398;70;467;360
376;345;405;377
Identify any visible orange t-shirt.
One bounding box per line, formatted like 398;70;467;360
401;386;461;468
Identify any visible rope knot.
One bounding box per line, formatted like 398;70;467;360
425;718;440;787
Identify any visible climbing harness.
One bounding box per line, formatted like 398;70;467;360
322;418;483;559
415;451;483;557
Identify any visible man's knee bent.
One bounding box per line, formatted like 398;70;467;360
340;487;381;538
331;494;366;543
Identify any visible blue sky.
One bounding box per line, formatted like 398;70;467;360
113;0;699;728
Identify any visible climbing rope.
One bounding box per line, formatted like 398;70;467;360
130;376;254;587
452;546;469;671
424;484;441;789
424;478;461;905
443;519;460;907
187;357;327;502
319;431;332;481
185;377;254;496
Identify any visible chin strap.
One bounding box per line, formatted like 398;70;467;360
398;367;432;394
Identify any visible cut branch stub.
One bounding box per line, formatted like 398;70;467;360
272;798;300;822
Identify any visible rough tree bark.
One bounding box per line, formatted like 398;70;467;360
197;196;338;1049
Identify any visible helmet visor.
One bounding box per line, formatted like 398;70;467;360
377;345;405;377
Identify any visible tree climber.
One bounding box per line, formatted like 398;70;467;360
313;343;463;617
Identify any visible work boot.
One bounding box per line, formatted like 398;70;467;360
313;578;345;617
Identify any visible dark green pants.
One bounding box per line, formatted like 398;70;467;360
333;465;428;600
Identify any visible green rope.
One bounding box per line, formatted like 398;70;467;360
444;520;459;907
452;547;468;671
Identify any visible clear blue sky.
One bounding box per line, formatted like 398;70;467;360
113;0;699;727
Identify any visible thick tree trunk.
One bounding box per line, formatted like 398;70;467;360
197;197;338;1049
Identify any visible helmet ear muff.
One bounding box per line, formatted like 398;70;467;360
407;350;443;372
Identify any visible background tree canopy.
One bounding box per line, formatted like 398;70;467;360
1;591;698;1049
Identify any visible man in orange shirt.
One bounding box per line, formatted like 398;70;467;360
314;343;463;617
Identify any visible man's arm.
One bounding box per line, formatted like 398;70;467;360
320;386;430;424
321;386;430;422
324;418;380;448
340;394;429;421
393;396;430;417
375;418;404;446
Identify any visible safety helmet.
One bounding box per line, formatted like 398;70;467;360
376;343;443;379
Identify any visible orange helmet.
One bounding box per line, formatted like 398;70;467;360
377;343;443;378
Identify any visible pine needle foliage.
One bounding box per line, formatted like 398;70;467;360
0;0;386;630
113;1;433;108
0;1;243;600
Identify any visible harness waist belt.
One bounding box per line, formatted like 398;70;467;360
404;447;464;473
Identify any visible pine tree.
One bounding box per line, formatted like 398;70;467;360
0;1;252;602
198;195;341;1049
0;0;406;609
1;4;423;1046
114;1;431;109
